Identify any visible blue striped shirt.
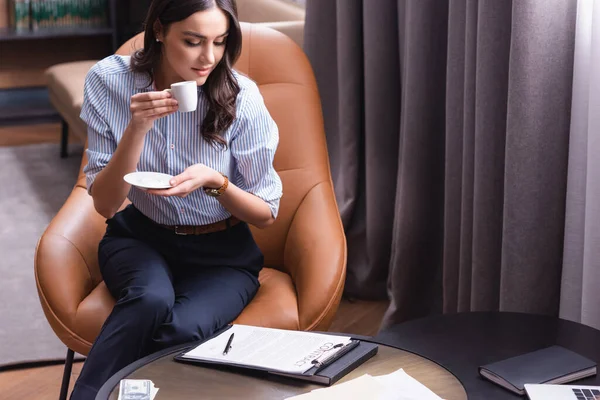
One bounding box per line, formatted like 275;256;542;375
81;55;282;225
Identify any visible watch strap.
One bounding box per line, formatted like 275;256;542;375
204;174;229;197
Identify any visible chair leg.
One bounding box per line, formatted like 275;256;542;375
60;119;69;158
59;348;75;400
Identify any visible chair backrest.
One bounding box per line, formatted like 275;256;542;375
87;23;334;272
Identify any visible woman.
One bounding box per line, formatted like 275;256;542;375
71;0;282;397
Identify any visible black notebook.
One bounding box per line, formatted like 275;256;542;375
173;324;379;386
479;345;597;396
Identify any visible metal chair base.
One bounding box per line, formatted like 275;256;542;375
59;348;75;400
60;119;69;158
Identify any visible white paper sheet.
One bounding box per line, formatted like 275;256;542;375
285;375;388;399
285;368;443;400
180;324;352;374
374;368;443;400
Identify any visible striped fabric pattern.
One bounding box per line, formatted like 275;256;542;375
81;55;282;225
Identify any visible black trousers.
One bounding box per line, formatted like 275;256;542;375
70;205;263;399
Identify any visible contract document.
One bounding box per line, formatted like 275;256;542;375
179;324;353;374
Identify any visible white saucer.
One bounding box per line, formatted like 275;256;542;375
124;172;174;189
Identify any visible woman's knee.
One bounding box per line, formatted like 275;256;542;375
120;286;175;320
152;313;219;350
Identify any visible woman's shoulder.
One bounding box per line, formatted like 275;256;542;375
87;54;134;80
232;70;262;103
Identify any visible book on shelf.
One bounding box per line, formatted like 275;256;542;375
7;0;109;31
7;0;31;31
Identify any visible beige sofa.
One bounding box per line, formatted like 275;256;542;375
46;0;305;156
237;0;305;47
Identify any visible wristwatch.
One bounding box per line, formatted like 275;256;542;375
204;173;229;197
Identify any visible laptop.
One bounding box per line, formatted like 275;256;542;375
525;384;600;399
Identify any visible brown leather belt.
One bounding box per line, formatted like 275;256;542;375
158;216;241;235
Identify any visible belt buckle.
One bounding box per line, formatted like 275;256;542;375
174;226;188;235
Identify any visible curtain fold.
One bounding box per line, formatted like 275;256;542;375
386;0;449;321
304;0;578;329
500;0;575;315
560;0;600;331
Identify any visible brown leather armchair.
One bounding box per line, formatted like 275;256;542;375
35;23;346;399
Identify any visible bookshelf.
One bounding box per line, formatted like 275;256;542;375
2;0;118;50
0;25;113;40
0;0;124;125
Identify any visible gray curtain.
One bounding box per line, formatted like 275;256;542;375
304;0;578;328
560;0;600;331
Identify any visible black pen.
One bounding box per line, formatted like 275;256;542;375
222;333;234;356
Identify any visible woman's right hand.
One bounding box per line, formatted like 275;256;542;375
129;91;179;134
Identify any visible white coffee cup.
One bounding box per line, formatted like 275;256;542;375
165;81;198;112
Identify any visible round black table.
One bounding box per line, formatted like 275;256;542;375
96;336;467;399
374;311;600;399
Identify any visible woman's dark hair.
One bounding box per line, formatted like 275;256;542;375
132;0;241;148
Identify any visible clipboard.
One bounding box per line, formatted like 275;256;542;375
172;325;378;385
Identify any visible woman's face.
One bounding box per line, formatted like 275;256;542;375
157;7;230;86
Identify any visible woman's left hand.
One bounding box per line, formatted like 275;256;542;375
146;164;223;198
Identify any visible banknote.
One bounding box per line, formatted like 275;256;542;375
117;379;156;400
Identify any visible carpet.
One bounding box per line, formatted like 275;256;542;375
0;142;84;368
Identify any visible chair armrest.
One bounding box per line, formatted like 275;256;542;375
285;181;347;331
35;186;107;347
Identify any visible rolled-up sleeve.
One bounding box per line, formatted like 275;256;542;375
230;84;283;218
80;63;115;195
